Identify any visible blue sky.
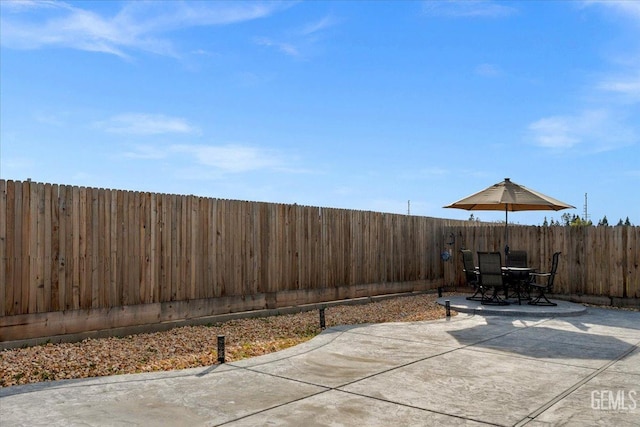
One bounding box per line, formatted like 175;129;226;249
1;0;639;226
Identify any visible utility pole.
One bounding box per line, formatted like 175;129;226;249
407;200;411;215
583;193;589;222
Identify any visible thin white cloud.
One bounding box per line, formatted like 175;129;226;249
255;14;338;58
528;109;636;152
121;142;294;174
300;15;338;36
95;113;198;135
0;1;290;58
0;0;62;12
420;167;450;176
254;37;300;57
582;1;640;105
525;3;640;156
529;117;581;149
123;144;168;160
190;49;213;56
474;63;502;77
582;1;640;21
34;111;69;127
422;0;517;18
597;73;640;102
171;144;283;173
1;155;36;173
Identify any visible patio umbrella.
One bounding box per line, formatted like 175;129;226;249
443;178;575;254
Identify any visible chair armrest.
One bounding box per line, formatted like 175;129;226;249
530;272;551;278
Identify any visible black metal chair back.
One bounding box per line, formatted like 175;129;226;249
545;251;561;289
462;249;485;301
528;251;561;306
477;251;508;305
507;250;527;268
477;252;503;288
461;249;477;284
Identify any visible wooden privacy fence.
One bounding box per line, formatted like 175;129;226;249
1;179;639;342
0;180;463;341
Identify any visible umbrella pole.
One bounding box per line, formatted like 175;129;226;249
504;205;509;256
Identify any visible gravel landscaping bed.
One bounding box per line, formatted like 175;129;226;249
1;292;455;388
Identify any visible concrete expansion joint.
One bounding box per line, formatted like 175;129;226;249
517;341;640;425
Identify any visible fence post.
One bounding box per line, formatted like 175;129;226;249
217;335;225;363
319;307;326;330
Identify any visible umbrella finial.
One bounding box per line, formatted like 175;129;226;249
505;177;511;182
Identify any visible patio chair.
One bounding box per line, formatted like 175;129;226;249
461;249;483;301
528;252;561;306
506;250;530;304
507;250;527;268
477;251;509;305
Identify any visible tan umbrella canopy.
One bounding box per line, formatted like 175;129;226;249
444;178;575;253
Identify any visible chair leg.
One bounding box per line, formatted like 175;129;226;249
511;282;521;305
481;287;509;306
466;286;485;301
514;280;532;305
528;287;557;306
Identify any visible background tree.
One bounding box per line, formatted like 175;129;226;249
571;217;592;226
597;216;609;227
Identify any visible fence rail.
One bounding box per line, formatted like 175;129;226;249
1;180;639;342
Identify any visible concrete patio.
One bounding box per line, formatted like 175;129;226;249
1;300;638;426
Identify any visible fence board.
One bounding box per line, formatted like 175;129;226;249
151;193;160;303
19;181;28;315
70;186;79;309
29;182;40;313
91;187;100;309
130;191;139;305
62;185;72;310
158;193;166;302
43;183;52;312
629;228;640;298
5;181;15;315
78;186;88;309
0;180;6;316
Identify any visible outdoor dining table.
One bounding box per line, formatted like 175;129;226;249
502;266;535;304
470;265;535;304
